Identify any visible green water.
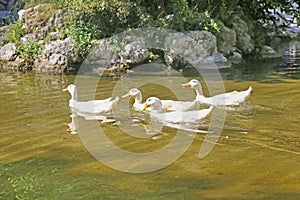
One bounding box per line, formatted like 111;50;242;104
0;64;300;199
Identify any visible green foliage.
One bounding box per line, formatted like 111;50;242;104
22;0;65;9
148;50;160;61
61;18;101;58
157;10;220;34
16;40;43;61
2;20;25;44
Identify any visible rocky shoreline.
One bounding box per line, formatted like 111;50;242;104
0;4;299;75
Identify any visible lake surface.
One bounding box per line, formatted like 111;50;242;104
1;43;300;199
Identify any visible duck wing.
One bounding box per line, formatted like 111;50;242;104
161;100;197;112
211;86;252;106
151;106;212;123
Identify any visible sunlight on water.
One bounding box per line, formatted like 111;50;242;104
0;63;300;199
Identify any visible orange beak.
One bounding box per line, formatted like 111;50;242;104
122;93;130;98
142;104;149;111
182;82;191;88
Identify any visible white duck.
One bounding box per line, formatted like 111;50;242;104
143;97;212;124
182;79;252;106
63;84;119;114
122;88;196;112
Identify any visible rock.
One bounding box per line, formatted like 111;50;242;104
85;37;148;75
17;9;26;20
0;25;8;44
34;37;75;71
18;5;70;40
20;33;36;43
44;37;74;57
227;52;243;64
202;53;228;64
190;54;230;69
164;30;228;68
187;30;217;57
123;41;148;63
228;15;255;54
48;53;66;65
260;45;281;59
53;10;70;29
165;30;217;59
217;21;237;56
82;39;115;69
0;42;16;61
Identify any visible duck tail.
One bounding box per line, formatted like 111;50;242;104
246;86;253;97
248;86;253;92
203;106;213;117
114;96;120;103
208;106;213;113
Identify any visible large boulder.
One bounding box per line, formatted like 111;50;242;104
0;42;16;61
164;30;228;68
228;15;255;54
34;37;75;71
164;30;217;59
217;21;237;56
260;45;281;59
123;41;149;64
85;37;149;75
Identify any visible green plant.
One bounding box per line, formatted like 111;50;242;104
2;20;25;44
152;0;220;34
61;18;100;58
16;40;43;61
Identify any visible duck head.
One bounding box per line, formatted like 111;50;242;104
182;79;200;88
122;88;141;98
63;84;77;100
143;97;163;112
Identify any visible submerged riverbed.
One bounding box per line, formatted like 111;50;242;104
1;43;300;199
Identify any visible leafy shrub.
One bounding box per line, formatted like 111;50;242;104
2;20;25;44
61;18;100;58
16;40;43;61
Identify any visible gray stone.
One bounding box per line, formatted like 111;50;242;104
20;33;36;44
228;15;255;54
48;53;66;66
123;41;148;63
228;52;243;64
53;10;70;29
44;37;74;57
187;30;217;57
260;45;281;59
164;30;221;67
217;21;237;56
203;53;228;64
0;42;16;61
18;5;70;40
34;37;74;69
17;9;28;21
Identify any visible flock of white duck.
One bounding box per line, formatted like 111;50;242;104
63;79;253;133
